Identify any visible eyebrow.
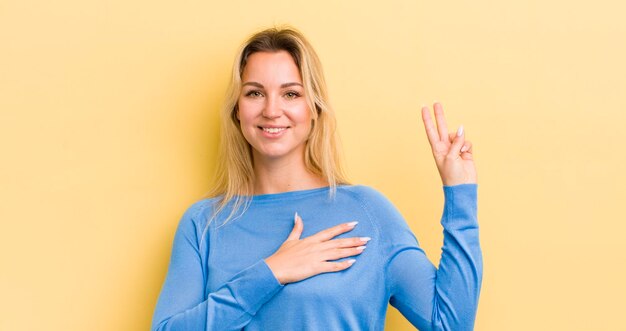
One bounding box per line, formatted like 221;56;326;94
242;82;303;88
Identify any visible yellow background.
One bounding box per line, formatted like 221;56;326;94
2;0;625;330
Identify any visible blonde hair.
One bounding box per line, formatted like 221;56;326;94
200;26;349;234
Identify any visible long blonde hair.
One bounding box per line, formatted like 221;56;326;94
201;26;349;233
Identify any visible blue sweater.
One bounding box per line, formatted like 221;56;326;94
152;184;482;331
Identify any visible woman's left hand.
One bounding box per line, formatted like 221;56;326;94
421;102;477;186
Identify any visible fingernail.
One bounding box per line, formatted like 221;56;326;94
294;212;299;224
360;237;372;242
347;259;357;265
461;145;468;152
457;125;464;137
347;221;358;227
357;246;367;251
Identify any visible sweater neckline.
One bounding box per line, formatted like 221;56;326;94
249;185;337;202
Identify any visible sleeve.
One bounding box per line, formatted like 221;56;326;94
151;202;285;331
378;184;482;331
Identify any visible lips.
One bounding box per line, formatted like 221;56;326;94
258;126;289;133
262;127;286;133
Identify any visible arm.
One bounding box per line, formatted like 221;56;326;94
151;203;284;331
386;183;482;331
385;102;480;329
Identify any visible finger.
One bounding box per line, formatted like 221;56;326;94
286;212;304;241
433;102;450;142
449;134;473;153
461;149;474;160
461;140;474;160
322;237;371;249
307;221;358;242
461;141;472;153
323;246;366;260
319;259;356;273
421;106;440;144
448;125;465;157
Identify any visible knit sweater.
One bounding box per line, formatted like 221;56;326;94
152;184;482;330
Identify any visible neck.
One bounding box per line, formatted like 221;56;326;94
252;152;328;195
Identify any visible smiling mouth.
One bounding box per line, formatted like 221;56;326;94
258;126;289;133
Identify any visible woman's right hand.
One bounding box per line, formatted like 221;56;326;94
264;213;370;285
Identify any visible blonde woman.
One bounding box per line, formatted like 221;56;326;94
152;27;482;331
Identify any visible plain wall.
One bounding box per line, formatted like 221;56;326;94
1;0;625;330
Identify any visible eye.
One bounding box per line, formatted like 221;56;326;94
245;90;263;98
284;91;301;99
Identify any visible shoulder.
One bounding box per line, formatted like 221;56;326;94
174;197;221;237
338;185;406;226
338;185;399;213
338;184;392;205
339;185;418;245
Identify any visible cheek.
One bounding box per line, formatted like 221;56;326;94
301;111;314;135
236;98;247;121
236;100;254;125
290;104;312;126
236;103;255;142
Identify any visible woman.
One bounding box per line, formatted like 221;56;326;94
152;26;482;331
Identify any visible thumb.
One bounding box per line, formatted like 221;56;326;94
448;125;465;157
286;212;303;241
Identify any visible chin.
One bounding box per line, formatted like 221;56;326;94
253;147;300;161
260;151;290;159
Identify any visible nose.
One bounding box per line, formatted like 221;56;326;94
262;94;282;119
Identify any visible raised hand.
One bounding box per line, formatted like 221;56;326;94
264;213;369;285
421;102;477;186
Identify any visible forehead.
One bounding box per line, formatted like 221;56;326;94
242;51;302;83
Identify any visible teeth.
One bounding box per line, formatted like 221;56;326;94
262;127;286;133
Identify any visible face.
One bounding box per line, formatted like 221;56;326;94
237;51;312;163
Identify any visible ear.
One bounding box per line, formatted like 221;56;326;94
235;106;240;121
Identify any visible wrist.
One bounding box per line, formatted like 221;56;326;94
264;257;286;285
443;180;477;187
